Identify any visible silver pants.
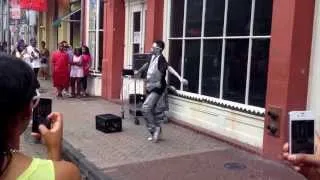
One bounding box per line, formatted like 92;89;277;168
142;92;165;133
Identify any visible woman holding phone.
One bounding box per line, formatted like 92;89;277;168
0;55;80;180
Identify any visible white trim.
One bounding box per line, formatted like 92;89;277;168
181;0;188;91
198;0;206;94
220;0;229;99
124;1;130;68
163;0;170;59
126;1;146;67
95;0;100;72
85;0;89;46
175;90;265;115
86;0;104;72
245;0;256;104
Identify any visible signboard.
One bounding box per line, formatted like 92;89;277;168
10;7;21;20
19;0;48;12
133;32;141;44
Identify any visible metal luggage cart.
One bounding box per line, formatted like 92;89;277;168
121;53;150;125
121;69;145;125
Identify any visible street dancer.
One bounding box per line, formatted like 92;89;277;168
135;40;187;142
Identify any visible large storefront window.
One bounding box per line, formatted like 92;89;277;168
168;0;273;108
87;0;104;72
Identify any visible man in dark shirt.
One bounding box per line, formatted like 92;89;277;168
135;40;168;143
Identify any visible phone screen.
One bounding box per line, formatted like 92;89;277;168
291;120;314;154
32;98;52;133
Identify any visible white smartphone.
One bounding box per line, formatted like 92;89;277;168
289;111;315;154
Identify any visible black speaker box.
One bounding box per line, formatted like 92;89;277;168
96;114;122;133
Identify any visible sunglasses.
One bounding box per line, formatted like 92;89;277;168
32;89;41;109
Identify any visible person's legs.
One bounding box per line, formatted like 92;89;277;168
40;66;48;80
76;78;81;96
155;90;169;124
70;77;76;97
33;68;39;78
142;92;161;141
81;76;88;95
57;86;63;97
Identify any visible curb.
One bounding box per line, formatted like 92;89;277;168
62;139;112;180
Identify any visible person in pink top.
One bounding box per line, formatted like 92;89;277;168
51;42;70;98
81;45;91;96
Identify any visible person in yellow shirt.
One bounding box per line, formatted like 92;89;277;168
0;55;81;180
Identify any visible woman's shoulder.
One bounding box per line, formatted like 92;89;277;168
53;161;81;180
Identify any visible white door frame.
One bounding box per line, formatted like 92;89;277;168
124;0;146;68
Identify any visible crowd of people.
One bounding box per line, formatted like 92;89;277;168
51;41;91;98
0;41;8;54
11;38;50;80
10;39;92;99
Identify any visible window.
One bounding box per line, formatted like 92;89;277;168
87;0;104;72
168;0;273;108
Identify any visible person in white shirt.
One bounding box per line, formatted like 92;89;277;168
12;39;28;60
26;38;41;78
70;48;84;97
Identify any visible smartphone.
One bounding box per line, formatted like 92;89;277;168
289;111;315;154
32;98;52;133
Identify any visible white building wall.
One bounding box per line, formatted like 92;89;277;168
163;0;264;149
87;76;102;96
307;0;320;133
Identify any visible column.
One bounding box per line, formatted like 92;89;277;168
144;0;164;51
101;0;125;99
263;0;315;159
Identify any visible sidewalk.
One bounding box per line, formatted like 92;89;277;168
21;80;305;180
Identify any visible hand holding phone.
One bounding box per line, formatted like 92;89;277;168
39;112;64;161
283;137;320;179
289;111;315;154
32;98;52;134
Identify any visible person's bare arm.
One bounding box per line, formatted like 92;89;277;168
54;161;81;180
38;112;63;161
168;66;188;85
135;63;148;74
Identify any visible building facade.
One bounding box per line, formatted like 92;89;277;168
41;0;318;160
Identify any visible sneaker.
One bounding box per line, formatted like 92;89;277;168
153;127;161;143
147;131;154;141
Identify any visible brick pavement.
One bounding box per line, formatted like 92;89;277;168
20;80;306;180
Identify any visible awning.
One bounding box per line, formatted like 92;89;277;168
52;8;81;27
19;0;48;12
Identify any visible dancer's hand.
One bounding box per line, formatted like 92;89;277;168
182;79;188;86
282;136;320;180
134;70;140;78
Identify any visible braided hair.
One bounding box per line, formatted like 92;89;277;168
0;55;38;176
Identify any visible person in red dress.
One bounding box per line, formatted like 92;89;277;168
51;42;70;98
81;45;91;96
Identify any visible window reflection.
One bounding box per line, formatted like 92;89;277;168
202;40;222;97
223;39;249;103
254;0;273;35
205;0;225;37
169;40;183;90
186;0;203;37
227;0;252;36
249;40;270;107
170;0;185;37
184;40;201;93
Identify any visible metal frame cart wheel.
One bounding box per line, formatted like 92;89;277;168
121;69;145;125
